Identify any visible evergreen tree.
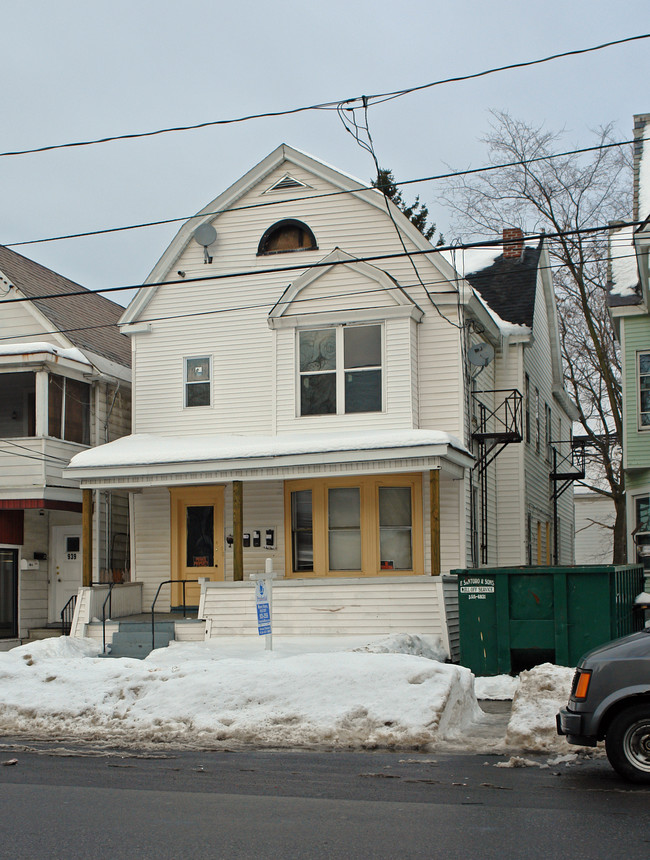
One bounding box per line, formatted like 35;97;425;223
372;168;443;245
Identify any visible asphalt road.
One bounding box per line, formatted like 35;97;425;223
0;741;649;859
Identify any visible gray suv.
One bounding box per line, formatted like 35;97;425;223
557;629;650;782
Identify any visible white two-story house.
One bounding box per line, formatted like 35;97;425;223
67;145;575;651
0;246;131;648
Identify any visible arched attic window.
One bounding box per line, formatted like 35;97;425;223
257;219;317;255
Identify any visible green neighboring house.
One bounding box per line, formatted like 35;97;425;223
609;114;650;570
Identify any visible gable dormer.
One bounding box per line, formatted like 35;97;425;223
269;249;423;431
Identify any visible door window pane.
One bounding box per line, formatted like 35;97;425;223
0;549;18;638
379;487;412;570
291;490;313;571
186;505;214;567
328;487;361;570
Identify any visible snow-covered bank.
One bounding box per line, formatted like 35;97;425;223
0;635;481;750
0;636;580;754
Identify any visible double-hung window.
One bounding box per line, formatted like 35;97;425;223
639;352;650;428
299;325;382;416
185;357;211;407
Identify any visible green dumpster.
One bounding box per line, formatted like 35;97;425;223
452;564;645;676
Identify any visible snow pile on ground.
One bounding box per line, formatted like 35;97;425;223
352;633;448;662
505;663;580;753
474;674;519;700
0;634;481;750
0;636;598;754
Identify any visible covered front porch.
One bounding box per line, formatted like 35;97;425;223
67;429;472;652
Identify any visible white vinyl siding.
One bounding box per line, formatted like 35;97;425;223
131;160;460;437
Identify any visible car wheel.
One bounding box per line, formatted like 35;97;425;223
605;705;650;783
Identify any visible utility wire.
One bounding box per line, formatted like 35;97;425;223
1;220;643;306
0;247;640;345
5;136;643;250
1;34;647;160
0;437;71;465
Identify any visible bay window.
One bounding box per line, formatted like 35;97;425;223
286;475;422;576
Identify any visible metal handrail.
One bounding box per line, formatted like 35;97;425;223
60;594;77;635
150;579;198;652
101;583;116;654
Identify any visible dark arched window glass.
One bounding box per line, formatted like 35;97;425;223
257;219;317;255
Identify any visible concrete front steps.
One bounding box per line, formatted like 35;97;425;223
104;621;176;659
23;625;64;644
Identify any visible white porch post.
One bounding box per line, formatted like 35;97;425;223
35;370;48;436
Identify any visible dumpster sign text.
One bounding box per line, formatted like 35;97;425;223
460;578;495;600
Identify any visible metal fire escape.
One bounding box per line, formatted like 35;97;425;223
472;390;523;564
549;440;586;564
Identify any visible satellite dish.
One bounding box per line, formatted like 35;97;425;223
193;224;217;263
468;342;495;368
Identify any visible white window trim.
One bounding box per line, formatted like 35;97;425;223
296;324;385;418
184;355;212;409
638;350;650;431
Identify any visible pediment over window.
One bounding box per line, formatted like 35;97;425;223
268;248;424;329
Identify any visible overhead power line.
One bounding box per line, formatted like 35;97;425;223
1;33;647;160
0;246;639;346
1;220;643;307
5;136;643;250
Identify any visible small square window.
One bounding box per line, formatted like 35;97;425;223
185;357;211;407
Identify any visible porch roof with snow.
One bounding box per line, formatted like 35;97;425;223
66;429;473;489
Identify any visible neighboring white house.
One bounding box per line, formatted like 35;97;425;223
67;145;576;646
0;246;131;648
574;489;615;564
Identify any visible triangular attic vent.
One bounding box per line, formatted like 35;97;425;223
265;174;309;193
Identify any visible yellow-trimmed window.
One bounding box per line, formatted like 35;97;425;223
284;475;423;577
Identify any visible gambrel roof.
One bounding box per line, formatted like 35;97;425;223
0;245;131;368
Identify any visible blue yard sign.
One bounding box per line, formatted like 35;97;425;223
255;579;272;636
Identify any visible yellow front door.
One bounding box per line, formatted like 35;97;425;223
170;486;224;607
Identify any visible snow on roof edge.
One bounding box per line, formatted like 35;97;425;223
69;429;470;470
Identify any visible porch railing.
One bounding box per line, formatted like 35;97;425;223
60;594;77;635
150;579;198;652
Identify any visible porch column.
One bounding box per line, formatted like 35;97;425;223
233;481;243;582
430;470;441;576
82;488;93;587
35;370;48;436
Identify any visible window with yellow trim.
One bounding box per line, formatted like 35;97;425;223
285;475;423;577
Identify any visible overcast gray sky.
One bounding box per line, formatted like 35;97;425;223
2;0;647;306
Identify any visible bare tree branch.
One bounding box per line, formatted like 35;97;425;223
442;112;632;561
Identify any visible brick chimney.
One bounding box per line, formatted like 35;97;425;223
503;227;524;259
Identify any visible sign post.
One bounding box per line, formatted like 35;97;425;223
250;558;276;651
